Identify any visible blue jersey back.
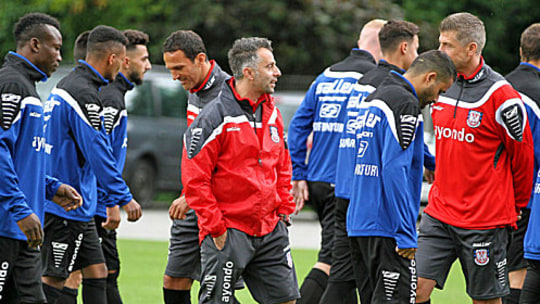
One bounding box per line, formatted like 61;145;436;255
288;49;375;183
347;72;424;249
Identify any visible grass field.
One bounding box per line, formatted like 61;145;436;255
115;239;472;303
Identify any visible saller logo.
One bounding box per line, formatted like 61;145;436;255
319;104;341;118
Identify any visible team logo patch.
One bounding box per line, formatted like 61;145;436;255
473;248;490;266
319;103;341;118
467;110;483;128
270;126;280;143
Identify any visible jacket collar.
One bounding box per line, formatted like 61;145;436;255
458;57;489;84
389;70;418;98
226;77;269;112
378;59;405;74
76;60;109;87
115;72;135;92
519;62;540;74
4;51;48;82
351;48;376;65
190;60;220;94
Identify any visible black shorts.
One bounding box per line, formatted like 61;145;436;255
199;221;300;303
0;237;46;304
416;213;511;300
521;259;540;303
349;236;417;303
94;215;120;272
507;208;530;272
42;213;106;279
164;211;201;280
307;181;336;265
327;197;354;282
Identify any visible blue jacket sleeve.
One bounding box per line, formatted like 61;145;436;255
423;143;435;171
69;95;133;206
0;83;33;222
288;81;317;180
0;138;32;222
45;175;62;201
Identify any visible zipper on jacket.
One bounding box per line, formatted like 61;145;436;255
453;75;465;119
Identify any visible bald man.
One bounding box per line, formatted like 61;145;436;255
288;19;385;304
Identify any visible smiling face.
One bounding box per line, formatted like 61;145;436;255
163;49;206;91
34;24;63;77
251;48;281;96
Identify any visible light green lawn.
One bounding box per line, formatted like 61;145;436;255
115;239;471;303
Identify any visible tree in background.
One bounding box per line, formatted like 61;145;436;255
399;0;540;74
1;0;538;79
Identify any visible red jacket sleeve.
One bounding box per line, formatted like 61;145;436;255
495;86;535;212
181;135;226;238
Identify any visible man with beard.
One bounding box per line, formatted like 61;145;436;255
57;29;151;304
347;50;455;303
41;25;142;304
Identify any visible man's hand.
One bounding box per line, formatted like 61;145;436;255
423;169;435;184
291;180;309;215
102;205;121;230
123;199;142;222
17;213;43;249
169;195;191;220
52;184;83;211
213;230;227;251
396;247;417;260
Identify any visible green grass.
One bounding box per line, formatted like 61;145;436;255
116;239;472;303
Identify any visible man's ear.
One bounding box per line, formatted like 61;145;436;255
30;37;40;53
400;41;408;55
467;42;478;56
107;53;116;66
195;52;207;65
243;66;255;80
123;56;130;69
426;72;437;84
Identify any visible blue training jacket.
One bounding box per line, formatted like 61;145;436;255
347;71;424;249
288;49;376;183
0;52;62;241
95;72;133;218
506;62;540;260
44;61;132;222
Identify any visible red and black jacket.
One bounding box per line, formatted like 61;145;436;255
182;78;294;242
426;58;534;229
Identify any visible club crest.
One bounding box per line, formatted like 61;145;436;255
270;126;280;143
467;110;483;128
473;248;490;266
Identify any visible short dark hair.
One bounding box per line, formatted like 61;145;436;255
13;12;60;48
162;30;206;61
378;20;419;54
73;30;90;62
520;23;540;62
439;12;485;54
123;29;150;51
408;50;457;83
228;37;273;79
87;25;127;58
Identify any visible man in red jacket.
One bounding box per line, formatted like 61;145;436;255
415;12;535;304
182;37;299;304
